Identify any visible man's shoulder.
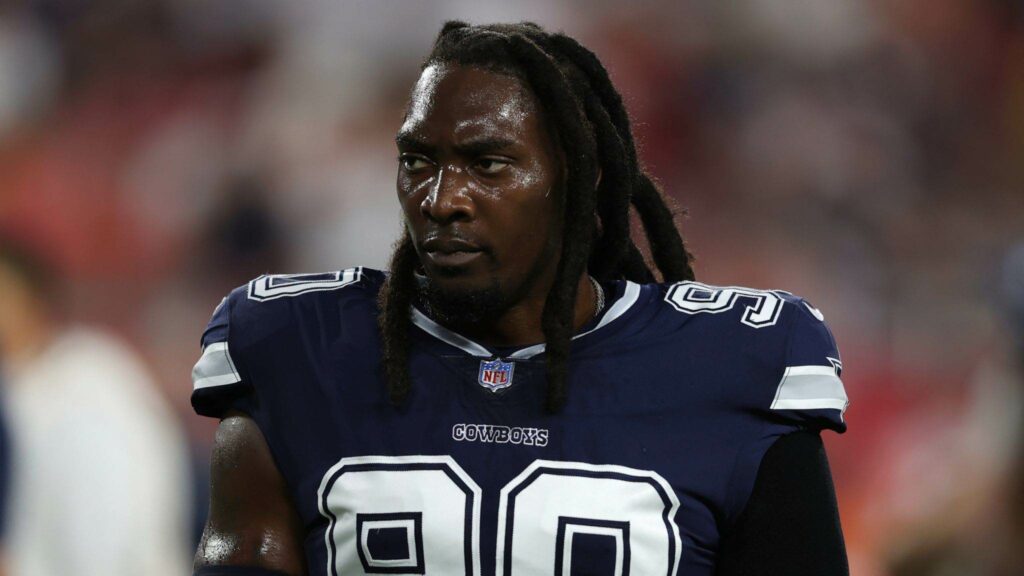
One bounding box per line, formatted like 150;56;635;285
199;267;385;369
231;267;383;308
646;278;847;430
217;267;385;339
642;279;841;371
636;279;826;344
191;267;385;418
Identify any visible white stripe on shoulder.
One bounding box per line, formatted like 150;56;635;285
192;341;243;390
770;365;848;413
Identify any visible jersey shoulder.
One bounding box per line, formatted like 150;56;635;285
650;280;848;432
190;267;384;417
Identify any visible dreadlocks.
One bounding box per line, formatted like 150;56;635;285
380;21;696;412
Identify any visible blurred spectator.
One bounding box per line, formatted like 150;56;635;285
0;238;191;576
199;173;287;285
887;243;1024;576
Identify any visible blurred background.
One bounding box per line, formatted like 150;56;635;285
0;0;1022;574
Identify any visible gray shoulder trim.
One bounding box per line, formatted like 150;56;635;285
771;365;848;414
191;342;242;390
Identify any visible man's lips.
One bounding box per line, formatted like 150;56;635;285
424;250;483;267
421;236;485;268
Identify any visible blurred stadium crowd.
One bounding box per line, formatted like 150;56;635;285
0;0;1022;574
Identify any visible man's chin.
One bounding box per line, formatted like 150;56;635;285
417;273;508;326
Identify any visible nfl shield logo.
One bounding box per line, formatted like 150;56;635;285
478;358;515;392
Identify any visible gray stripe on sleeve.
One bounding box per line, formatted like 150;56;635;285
770;365;848;413
192;342;242;390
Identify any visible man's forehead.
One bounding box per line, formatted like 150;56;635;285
400;64;539;140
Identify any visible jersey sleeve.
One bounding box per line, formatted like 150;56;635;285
190;268;379;419
190;289;253;418
769;296;848;433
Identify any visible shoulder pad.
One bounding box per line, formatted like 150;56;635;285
661;281;848;432
190;267;381;417
244;268;370;302
772;292;848;431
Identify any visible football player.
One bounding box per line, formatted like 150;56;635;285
192;22;850;576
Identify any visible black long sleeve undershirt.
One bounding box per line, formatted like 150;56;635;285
716;431;849;576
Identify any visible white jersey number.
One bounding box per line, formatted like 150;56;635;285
665;281;784;328
318;456;681;576
317;456;482;575
247;268;362;302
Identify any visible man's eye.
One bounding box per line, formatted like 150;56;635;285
400;155;430;171
476;158;510;175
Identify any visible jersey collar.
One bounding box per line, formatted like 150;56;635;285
410;281;641;360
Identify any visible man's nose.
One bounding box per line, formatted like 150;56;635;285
421;166;474;224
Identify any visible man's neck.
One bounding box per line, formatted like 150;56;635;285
440;274;596;348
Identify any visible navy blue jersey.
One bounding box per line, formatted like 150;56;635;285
191;268;847;576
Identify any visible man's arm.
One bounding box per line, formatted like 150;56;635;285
195;412;307;576
716;431;849;576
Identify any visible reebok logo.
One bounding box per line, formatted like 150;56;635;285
452;423;549;447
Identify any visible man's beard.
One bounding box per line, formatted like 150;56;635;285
416;273;510;326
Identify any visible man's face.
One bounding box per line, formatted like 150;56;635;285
396;64;562;322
